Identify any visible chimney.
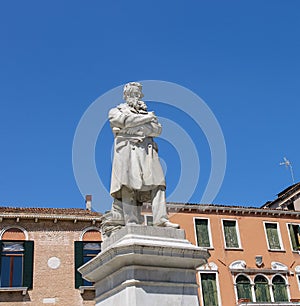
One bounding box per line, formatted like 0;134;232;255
85;195;92;211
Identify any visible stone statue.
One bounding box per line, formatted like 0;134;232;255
101;82;179;237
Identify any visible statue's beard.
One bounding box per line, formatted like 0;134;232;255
126;97;138;108
126;98;148;112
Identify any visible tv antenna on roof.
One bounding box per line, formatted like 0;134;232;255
279;157;295;184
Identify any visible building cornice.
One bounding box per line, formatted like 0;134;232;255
0;207;102;223
158;203;300;218
0;213;102;223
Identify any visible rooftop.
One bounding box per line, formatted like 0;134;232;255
262;182;300;209
0;206;101;216
0;206;102;222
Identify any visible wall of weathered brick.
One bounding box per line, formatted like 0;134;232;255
0;218;101;306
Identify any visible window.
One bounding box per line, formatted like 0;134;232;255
83;243;101;286
1;242;24;287
0;240;34;289
222;220;240;248
75;228;102;289
264;222;283;250
200;273;219;306
272;275;288;302
236;275;252;301
75;241;101;288
194;218;212;248
254;275;271;302
288;223;300;251
144;215;153;226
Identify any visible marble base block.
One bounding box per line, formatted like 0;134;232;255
78;225;209;306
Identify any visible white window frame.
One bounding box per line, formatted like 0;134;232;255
253;274;272;303
144;214;153;226
0;225;29;240
193;217;213;249
286;222;300;252
233;273;254;303
263;221;284;251
295;266;300;291
79;226;102;241
198;269;222;306
271;274;291;302
221;219;242;250
297;274;300;291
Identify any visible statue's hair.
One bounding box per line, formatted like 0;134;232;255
123;82;144;100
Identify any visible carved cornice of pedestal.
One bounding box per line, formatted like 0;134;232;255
78;225;210;283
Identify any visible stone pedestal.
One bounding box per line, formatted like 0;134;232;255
78;225;209;306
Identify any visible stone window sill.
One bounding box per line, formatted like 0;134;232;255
198;246;214;250
225;247;243;251
268;249;286;252
79;286;95;294
0;287;28;295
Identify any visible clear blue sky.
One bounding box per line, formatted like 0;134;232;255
1;1;299;211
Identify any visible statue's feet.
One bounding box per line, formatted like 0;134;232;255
157;220;180;229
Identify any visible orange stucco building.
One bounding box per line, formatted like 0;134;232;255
155;183;300;306
1;183;300;305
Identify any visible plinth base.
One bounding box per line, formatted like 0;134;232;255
78;225;209;306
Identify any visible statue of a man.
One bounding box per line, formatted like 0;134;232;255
103;82;179;234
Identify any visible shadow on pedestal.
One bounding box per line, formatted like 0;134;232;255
78;225;210;306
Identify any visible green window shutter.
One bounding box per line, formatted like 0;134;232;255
195;219;210;247
74;241;84;289
255;276;271;302
23;241;34;289
273;276;288;302
223;221;239;248
201;273;219;306
265;223;280;249
295;225;300;249
236;276;252;301
289;224;298;251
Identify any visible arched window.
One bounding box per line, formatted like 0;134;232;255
236;275;252;301
1;228;26;240
75;228;102;289
0;227;33;289
272;275;288;302
254;275;271;302
82;229;101;241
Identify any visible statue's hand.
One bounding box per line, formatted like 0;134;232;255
125;126;145;136
148;111;158;123
123;112;156;128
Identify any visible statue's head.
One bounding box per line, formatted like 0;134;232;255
123;82;144;104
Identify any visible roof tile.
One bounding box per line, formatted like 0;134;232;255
0;206;102;217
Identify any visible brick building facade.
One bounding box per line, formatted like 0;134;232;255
0;207;102;306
